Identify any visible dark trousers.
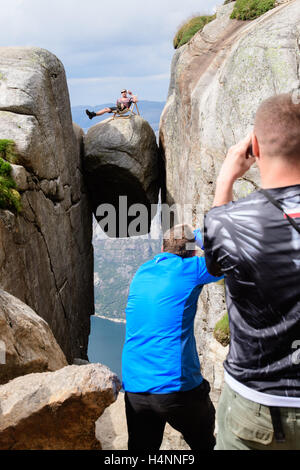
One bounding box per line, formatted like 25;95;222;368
125;379;216;451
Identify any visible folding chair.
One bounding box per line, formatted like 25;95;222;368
112;102;140;120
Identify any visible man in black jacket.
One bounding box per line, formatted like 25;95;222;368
204;93;300;450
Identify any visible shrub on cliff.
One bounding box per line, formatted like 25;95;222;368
230;0;275;20
173;14;216;49
0;141;21;212
0;139;18;163
213;313;230;347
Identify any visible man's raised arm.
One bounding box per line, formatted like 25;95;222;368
203;134;256;276
128;90;138;103
213;134;255;207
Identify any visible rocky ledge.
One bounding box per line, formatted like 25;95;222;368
0;289;67;385
0;363;121;450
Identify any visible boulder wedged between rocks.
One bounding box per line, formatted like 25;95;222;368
84;115;161;237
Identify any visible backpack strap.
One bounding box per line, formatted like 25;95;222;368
260;189;300;235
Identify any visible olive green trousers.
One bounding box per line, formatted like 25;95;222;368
215;383;300;450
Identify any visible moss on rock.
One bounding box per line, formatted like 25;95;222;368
0;140;22;212
213;313;230;347
231;0;275;20
173;15;216;49
0;139;18;164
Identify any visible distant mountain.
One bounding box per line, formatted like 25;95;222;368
71;100;165;134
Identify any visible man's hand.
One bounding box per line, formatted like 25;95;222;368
218;134;256;184
213;134;256;207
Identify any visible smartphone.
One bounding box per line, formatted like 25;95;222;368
246;143;253;158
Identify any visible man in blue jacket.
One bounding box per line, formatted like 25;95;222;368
122;224;223;451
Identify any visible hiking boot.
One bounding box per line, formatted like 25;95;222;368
86;109;96;119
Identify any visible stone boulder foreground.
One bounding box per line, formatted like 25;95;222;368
0;289;67;385
84;116;161;237
0;364;121;450
0;47;94;361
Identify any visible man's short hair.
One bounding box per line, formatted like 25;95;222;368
254;93;300;161
163;224;196;258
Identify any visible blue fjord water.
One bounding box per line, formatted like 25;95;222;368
88;315;126;380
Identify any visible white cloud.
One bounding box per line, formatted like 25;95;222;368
0;0;219;44
68;73;172;106
0;0;224;104
68;73;170;85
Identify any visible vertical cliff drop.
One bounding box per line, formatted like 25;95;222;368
0;47;94;362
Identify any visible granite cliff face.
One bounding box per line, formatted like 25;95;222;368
0;289;68;385
0;47;157;450
0;47;94;361
0;47;162;364
160;0;300;403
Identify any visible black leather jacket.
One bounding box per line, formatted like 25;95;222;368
204;185;300;397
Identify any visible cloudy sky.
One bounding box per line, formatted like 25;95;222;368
0;0;223;106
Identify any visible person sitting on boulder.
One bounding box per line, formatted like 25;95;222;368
85;89;138;119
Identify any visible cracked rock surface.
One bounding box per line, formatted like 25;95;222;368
159;0;300;404
0;47;94;362
0;364;121;450
0;289;67;385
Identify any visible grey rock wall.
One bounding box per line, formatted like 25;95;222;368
84;116;161;237
0;47;94;362
0;289;67;385
160;0;300;403
0;363;121;450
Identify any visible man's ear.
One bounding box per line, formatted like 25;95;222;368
252;133;260;159
161;244;164;253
